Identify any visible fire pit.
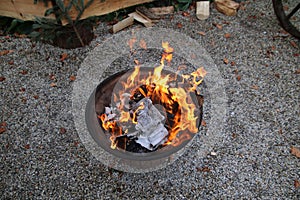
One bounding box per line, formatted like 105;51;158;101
85;42;206;171
73;28;227;173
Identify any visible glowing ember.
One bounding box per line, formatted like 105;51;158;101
99;41;206;151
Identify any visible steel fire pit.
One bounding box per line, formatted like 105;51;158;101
85;67;203;172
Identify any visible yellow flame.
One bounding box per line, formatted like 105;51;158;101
100;40;206;149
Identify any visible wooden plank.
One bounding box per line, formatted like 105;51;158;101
148;6;174;15
110;16;134;33
196;1;210;20
135;6;160;22
0;0;55;21
128;12;153;27
67;0;154;22
214;0;240;16
0;0;154;25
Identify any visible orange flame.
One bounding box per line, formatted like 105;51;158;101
99;40;206;149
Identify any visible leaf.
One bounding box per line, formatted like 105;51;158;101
291;146;300;158
224;33;231;38
49;74;55;80
236;75;241;81
196;166;211;172
60;53;68;61
66;0;74;12
0;122;7;127
60;127;67;134
29;31;41;39
251;85;259;90
0;127;5;134
0;77;6;82
182;11;190;17
69;75;76;81
290;41;298;48
201;120;207;127
213;22;222;30
0;50;13;56
234;69;239;75
176;23;183;29
223;58;229;64
24;144;30;149
80;0;84;8
198;31;206;36
7;19;20;32
294;180;300;188
177;0;191;3
230;61;236;66
50;82;57;87
20;70;28;75
56;0;66;12
44;7;55;16
295;69;300;74
32;24;43;29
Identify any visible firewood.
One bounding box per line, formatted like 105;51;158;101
148;6;174;15
196;1;210;20
136;6;160;22
110;16;134;34
128;12;153;27
214;0;240;16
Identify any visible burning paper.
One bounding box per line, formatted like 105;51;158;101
131;97;168;150
102;97;168;151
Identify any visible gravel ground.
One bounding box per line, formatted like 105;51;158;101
1;0;299;199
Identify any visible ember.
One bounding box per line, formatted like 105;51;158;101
98;41;206;152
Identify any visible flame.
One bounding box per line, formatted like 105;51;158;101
99;41;206;150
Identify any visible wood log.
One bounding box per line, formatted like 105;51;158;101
136;6;160;22
148;6;174;15
0;0;55;21
214;0;240;16
196;1;210;20
0;0;154;25
110;16;134;34
65;0;154;24
128;12;153;27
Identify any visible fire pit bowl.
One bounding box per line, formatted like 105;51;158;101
85;67;203;172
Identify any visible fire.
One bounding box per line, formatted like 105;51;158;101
100;41;206;150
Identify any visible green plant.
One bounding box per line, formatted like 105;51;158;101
30;0;96;48
176;0;193;10
0;17;34;34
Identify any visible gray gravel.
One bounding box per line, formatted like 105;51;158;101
1;0;299;199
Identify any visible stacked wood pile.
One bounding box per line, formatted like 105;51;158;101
0;0;154;25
